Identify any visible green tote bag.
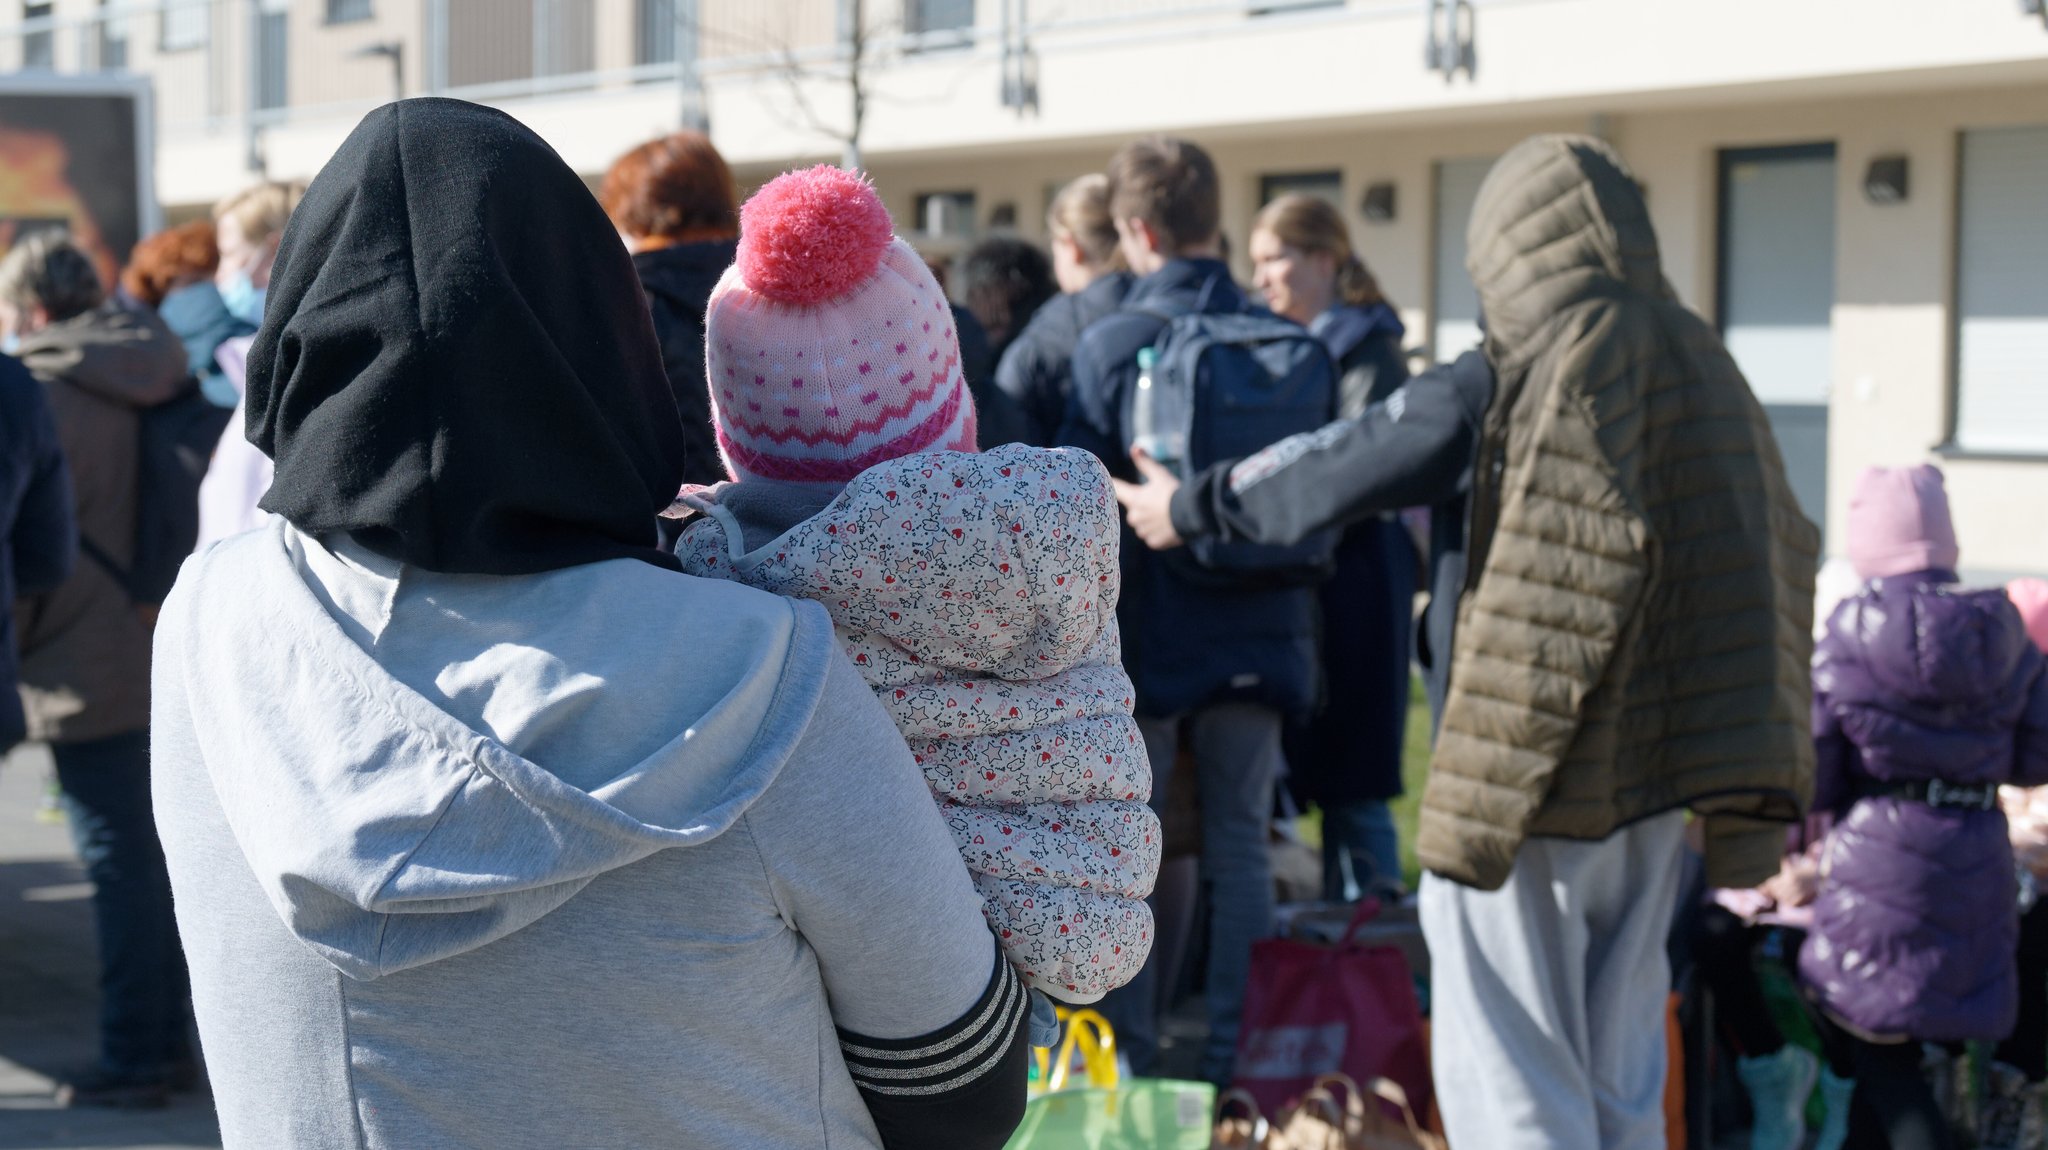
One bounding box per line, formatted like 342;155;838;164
1006;1007;1215;1150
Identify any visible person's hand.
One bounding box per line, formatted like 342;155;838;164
1110;448;1185;550
1762;856;1821;908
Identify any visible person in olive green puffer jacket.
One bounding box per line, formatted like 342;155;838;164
1117;135;1818;1148
1428;138;1817;1150
1422;136;1819;895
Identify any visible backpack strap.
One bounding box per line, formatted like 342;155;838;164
1123;302;1177;330
76;534;141;604
1126;273;1246;328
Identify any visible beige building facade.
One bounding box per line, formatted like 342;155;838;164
6;0;2047;571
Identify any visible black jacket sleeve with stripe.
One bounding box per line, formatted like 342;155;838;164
839;947;1031;1150
1168;350;1495;720
1168;350;1493;549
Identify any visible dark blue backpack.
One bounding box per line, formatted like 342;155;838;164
1122;302;1341;587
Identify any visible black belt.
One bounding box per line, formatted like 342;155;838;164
1862;779;2000;811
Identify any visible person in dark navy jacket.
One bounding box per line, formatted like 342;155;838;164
1058;137;1317;1086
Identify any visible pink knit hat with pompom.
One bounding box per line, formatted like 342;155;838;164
704;165;975;484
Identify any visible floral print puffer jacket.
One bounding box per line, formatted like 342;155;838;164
673;443;1160;1002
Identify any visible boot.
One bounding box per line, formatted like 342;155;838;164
1979;1060;2048;1150
1738;1045;1820;1150
1925;1044;1970;1136
1813;1068;1855;1150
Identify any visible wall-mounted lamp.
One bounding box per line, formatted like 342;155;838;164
1863;156;1910;204
1423;0;1476;82
1361;183;1397;223
353;41;405;104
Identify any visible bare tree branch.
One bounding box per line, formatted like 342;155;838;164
773;42;854;147
700;0;908;167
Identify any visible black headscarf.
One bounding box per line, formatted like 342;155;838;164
246;98;688;575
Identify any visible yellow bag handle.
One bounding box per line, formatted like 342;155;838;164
1040;1007;1120;1092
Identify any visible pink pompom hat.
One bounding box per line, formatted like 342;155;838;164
704;165;975;485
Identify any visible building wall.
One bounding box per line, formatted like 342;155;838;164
280;0;422;111
1614;86;2048;575
695;0;2048;165
847;82;2048;573
130;0;2048;205
44;0;2045;572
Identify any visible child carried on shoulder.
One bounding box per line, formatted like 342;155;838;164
668;166;1161;1005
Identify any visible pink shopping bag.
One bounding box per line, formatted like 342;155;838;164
1232;898;1431;1122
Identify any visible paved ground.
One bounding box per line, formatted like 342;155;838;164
0;745;220;1150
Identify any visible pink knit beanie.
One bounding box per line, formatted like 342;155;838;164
704;165;975;484
1846;464;1959;582
2009;578;2048;653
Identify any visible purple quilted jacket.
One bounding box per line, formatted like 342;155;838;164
1799;572;2048;1041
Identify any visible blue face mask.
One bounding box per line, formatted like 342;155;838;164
1;333;18;356
219;271;266;326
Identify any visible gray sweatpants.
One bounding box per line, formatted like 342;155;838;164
1420;811;1687;1150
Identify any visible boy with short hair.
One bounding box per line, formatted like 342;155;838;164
1059;136;1320;1084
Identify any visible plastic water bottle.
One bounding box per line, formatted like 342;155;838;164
1130;347;1186;471
37;769;64;824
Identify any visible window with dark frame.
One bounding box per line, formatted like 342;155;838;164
160;0;210;52
635;0;676;66
23;1;53;69
904;0;974;50
255;0;288;110
1950;124;2048;456
916;191;977;242
97;0;129;69
326;0;373;24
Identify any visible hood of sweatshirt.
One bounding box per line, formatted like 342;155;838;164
1310;301;1405;366
162;519;840;981
21;303;190;406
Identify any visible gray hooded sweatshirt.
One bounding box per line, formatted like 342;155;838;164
152;521;1016;1149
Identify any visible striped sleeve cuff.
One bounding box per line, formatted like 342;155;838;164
838;948;1027;1099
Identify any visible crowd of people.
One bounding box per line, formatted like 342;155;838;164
0;93;2044;1150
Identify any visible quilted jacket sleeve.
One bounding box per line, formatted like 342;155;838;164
2011;645;2048;788
1807;612;1859;813
1810;689;1856;813
1419;317;1653;891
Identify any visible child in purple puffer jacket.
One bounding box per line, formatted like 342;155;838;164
1800;465;2048;1150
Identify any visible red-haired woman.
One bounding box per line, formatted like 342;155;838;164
121;219;249;407
601;131;738;487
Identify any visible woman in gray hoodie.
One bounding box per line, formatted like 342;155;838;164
151;98;1026;1150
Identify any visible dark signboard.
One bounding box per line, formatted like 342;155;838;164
0;77;153;290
